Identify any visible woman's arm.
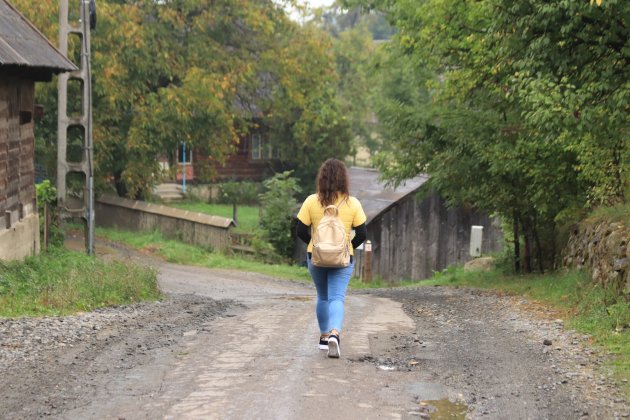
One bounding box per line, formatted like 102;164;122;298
351;223;367;249
296;219;311;245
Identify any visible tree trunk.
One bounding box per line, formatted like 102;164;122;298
612;141;625;202
523;219;532;274
532;223;544;274
513;211;521;274
232;203;238;225
43;202;49;251
551;224;557;270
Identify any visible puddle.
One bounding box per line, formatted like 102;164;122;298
408;382;468;418
408;382;449;400
419;399;468;419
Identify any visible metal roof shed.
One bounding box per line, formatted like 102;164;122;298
0;0;77;80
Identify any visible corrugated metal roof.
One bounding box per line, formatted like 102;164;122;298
348;167;429;223
0;0;77;72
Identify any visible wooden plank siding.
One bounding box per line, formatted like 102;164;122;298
0;77;36;223
354;191;502;282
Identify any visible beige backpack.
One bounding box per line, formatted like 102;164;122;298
311;198;350;267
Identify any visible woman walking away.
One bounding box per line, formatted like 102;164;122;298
296;158;367;358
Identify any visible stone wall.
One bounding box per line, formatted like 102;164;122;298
563;221;629;294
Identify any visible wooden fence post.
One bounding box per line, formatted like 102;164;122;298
363;240;372;283
43;202;49;251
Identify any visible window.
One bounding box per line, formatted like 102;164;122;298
251;134;262;160
251;134;278;160
177;143;192;164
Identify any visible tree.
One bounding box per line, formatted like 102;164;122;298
15;0;354;198
345;0;629;272
261;24;354;191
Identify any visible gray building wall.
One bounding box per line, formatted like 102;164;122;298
294;190;503;283
354;191;502;282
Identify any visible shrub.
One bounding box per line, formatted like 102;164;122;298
258;171;301;259
36;180;64;249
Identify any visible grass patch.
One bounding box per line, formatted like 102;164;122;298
421;266;630;397
167;201;259;233
587;202;630;225
350;276;419;290
95;227;311;283
0;248;160;317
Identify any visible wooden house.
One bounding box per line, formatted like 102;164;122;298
0;0;77;260
172;131;282;183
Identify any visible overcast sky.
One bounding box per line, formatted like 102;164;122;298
303;0;335;7
287;0;336;20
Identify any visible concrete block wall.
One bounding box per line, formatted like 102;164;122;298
95;195;235;252
0;213;40;261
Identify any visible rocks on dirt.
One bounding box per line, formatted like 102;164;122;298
464;256;496;272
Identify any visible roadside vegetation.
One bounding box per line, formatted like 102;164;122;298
587;202;630;225
167;201;260;233
95;227;311;284
0;248;160;318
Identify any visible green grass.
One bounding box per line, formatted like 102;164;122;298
95;227;311;283
0;247;161;317
167;201;260;232
587;202;630;225
418;266;630;397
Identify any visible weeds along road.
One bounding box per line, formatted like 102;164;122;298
1;243;628;419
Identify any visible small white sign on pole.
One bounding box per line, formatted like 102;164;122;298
470;226;483;257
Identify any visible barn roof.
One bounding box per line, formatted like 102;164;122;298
348;167;429;224
0;0;77;77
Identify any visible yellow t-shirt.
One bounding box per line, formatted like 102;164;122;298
296;194;367;255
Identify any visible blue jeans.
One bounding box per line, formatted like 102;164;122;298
307;255;354;334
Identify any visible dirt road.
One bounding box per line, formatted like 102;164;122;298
1;245;628;419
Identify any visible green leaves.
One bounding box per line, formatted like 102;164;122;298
353;0;629;272
258;171;301;258
16;0;352;198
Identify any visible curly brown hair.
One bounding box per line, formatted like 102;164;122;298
316;158;349;207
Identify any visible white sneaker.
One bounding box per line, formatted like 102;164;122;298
327;334;340;358
319;336;329;350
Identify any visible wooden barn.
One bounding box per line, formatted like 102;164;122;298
349;167;503;281
0;0;77;260
295;167;503;282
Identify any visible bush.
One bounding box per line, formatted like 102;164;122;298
258;171;301;259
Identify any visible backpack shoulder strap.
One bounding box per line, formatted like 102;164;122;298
335;196;348;209
323;204;338;216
